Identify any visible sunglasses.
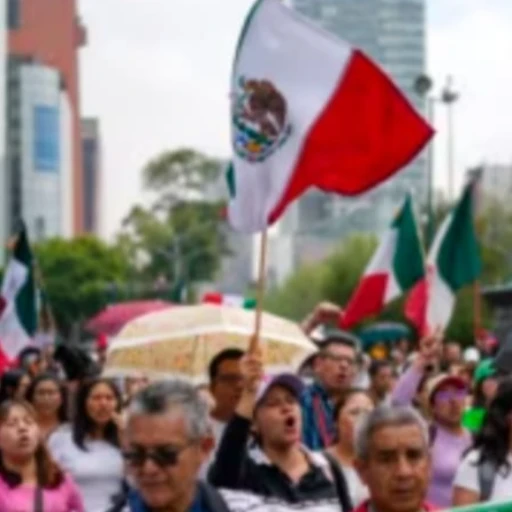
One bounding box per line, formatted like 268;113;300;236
123;443;193;468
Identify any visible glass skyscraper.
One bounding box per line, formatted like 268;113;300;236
290;0;427;232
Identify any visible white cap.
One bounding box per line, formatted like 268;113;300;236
255;373;305;407
463;347;480;364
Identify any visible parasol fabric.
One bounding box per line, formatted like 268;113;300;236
86;300;174;337
103;304;317;382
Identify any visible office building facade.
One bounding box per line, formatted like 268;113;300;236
8;0;87;235
6;58;73;241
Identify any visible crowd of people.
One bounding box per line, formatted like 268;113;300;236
0;302;509;511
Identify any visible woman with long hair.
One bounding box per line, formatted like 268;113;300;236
453;377;512;505
26;373;68;439
0;400;83;511
325;388;374;508
48;378;124;512
0;370;31;404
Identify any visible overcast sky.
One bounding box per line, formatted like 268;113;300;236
78;0;512;239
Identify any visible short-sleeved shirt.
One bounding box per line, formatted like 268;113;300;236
0;473;84;512
454;449;512;502
48;427;124;512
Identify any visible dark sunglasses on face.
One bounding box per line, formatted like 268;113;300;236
123;443;193;468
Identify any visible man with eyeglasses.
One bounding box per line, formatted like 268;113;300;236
199;349;245;478
301;333;359;450
121;379;232;512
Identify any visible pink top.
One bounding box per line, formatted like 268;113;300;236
0;473;84;512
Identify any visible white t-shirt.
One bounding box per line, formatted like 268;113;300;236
48;427;124;512
454;449;512;502
199;417;227;480
340;464;369;507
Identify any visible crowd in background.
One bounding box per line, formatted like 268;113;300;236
0;302;510;511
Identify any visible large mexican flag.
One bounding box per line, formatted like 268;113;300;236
0;228;37;359
341;196;424;328
226;0;433;233
406;183;481;334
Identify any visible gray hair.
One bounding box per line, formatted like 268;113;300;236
354;405;429;460
128;379;210;440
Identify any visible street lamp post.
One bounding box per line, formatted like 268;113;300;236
442;76;460;202
414;74;435;246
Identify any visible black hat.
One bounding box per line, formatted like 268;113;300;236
54;344;101;381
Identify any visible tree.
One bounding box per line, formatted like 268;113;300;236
117;148;230;291
143;148;224;209
35;236;130;336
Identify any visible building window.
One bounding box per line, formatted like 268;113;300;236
8;0;21;29
33;106;60;172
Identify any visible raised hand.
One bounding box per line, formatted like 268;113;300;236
301;302;344;334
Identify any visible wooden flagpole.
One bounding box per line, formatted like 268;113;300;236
249;229;269;353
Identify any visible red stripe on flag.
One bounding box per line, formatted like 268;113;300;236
202;292;223;305
269;50;434;224
340;273;389;329
405;277;429;336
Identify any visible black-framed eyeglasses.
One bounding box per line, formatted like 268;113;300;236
123;443;194;468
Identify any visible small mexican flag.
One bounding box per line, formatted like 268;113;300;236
226;0;433;233
202;292;256;309
341;196;424;328
0;227;38;358
406;183;481;334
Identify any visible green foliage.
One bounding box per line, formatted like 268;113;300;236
321;235;377;305
35;236;130;336
264;235;377;323
143;148;223;208
445;287;490;343
117;148;229;290
264;264;327;322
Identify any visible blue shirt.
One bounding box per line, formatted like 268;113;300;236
127;487;209;512
301;382;336;450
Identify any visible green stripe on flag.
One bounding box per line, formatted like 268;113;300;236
437;183;481;291
14;228;37;336
226;162;236;198
444;500;512;512
392;195;425;291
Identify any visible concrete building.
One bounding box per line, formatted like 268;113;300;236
8;0;87;235
81;118;101;234
6;58;73;241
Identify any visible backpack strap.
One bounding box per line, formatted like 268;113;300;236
478;460;496;501
323;451;354;512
